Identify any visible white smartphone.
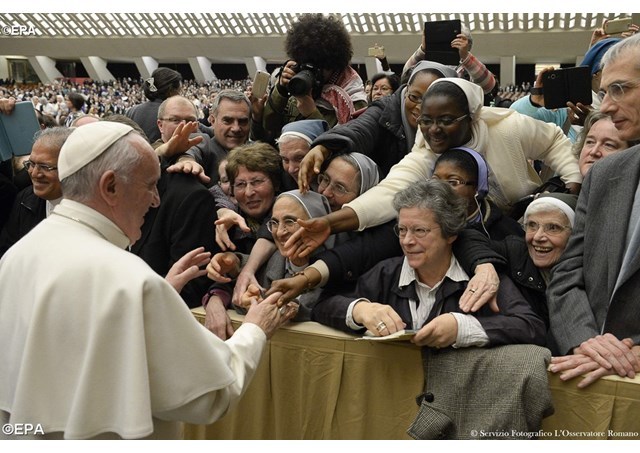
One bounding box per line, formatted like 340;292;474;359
252;70;270;99
604;18;632;35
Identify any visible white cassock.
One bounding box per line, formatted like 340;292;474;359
0;199;266;439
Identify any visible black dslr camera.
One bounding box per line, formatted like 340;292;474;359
288;63;323;98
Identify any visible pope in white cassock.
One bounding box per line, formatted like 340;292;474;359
0;122;295;439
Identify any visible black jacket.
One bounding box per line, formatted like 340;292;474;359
0;186;46;258
318;223;508;290
312;255;546;347
469;198;524;241
311;87;409;177
131;171;220;308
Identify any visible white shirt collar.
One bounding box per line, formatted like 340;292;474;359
399;254;469;290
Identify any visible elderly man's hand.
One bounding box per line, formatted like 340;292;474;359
165;247;211;293
573;334;638;379
550;341;639;388
157;121;203;159
243;291;298;339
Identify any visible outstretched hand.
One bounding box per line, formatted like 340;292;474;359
166;159;211;185
566;101;593;126
165;247;211;293
282;217;330;260
215;208;250;251
298;145;329;192
243;291;299;339
159;121;204;159
206;252;241;283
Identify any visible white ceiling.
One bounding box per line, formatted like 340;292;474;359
0;13;637;64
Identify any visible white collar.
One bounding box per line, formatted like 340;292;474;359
52;199;130;249
399;254;469;289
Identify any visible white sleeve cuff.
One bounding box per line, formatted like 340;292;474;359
346;299;370;330
450;312;489;348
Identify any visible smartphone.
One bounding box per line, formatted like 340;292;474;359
423;19;462;65
604;18;632;35
252;70;270;99
368;45;384;58
542;66;592;110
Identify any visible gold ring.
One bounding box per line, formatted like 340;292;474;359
375;321;386;331
468;288;476;293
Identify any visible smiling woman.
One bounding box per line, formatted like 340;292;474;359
312;179;546;348
573;110;639;177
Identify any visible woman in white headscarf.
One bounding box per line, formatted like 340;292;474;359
290;78;581;241
283;78;581;307
207;190;335;323
301;60;458;178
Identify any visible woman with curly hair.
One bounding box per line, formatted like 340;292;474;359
261;14;368;140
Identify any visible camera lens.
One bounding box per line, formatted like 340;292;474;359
289;70;316;96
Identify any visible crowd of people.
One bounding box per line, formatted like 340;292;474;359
1;13;640;440
0;75;253;129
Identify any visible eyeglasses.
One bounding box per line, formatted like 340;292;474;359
23;160;57;173
233;177;268;193
266;218;299;234
372;85;393;93
418;114;469;128
317;173;354;197
393;224;441;239
159;116;197;124
522;221;571;236
405;92;423;104
597;77;640;102
431;176;476;187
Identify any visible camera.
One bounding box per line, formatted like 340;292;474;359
288;63;323;97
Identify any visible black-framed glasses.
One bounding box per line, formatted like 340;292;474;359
418;114;469;128
317;173;354;197
233;177;268;193
598;77;640;102
521;221;571;236
267;218;299;234
23;160;57;173
393;224;440;239
431;176;477;187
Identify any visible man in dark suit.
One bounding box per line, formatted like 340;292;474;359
132;96;220;308
547;34;640;388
